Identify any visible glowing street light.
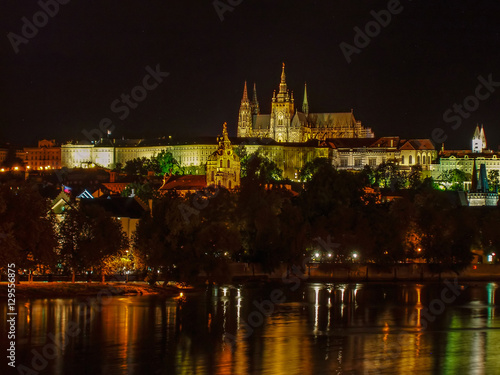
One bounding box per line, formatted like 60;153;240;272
352;252;358;259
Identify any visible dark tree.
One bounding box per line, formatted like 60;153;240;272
0;184;58;282
59;203;128;282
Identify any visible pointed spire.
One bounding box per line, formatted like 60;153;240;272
474;124;480;138
302;82;309;115
480;124;487;149
471;158;478;191
278;63;287;97
241;81;249;103
251;82;260;115
222;122;229;141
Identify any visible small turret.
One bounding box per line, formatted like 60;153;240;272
251;82;260;115
302;82;309;115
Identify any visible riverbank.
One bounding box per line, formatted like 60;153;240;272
0;282;189;298
227;263;500;282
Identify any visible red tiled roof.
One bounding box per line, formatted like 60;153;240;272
159;175;207;191
399;139;435;150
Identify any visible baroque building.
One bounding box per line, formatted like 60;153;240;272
24;139;61;171
206;123;240;189
237;63;374;142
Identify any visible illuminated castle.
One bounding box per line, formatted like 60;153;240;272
237;63;374;142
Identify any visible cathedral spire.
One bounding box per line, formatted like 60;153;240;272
480;125;487;149
302;82;309;115
278;63;287;97
251;82;260;115
241;81;249;103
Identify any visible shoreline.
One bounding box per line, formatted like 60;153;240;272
0;282;188;299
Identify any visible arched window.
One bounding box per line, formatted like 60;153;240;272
417;155;420;164
227;160;230;168
220;160;223;168
409;155;413;164
423;155;426;164
211;171;214;182
401;155;405;164
228;180;232;189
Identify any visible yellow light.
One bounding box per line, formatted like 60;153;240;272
27;166;31;169
0;168;4;172
14;167;19;171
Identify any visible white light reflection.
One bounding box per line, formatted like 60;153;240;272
314;286;320;333
236;288;242;330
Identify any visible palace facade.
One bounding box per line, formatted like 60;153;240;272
61;133;436;180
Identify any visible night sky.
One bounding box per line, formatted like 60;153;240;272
2;0;500;149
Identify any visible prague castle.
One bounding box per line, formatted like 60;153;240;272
237;63;374;142
15;64;449;181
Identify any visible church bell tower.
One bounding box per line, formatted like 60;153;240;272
270;63;295;142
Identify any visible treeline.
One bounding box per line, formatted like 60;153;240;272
114;151;204;177
134;157;500;283
2;157;500;284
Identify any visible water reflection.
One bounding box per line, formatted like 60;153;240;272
0;282;499;374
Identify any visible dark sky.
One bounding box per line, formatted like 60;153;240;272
1;0;500;149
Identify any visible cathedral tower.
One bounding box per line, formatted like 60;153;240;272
206;123;240;189
237;81;252;138
472;124;487;153
270;63;295;142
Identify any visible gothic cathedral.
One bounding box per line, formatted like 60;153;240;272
237;64;375;142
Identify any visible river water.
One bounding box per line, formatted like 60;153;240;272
1;282;499;375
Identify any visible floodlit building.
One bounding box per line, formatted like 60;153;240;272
237;63;374;142
24;139;61;170
206;123;240;189
431;126;500;191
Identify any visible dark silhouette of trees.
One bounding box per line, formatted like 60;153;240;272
0;184;58;282
59;203;128;282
